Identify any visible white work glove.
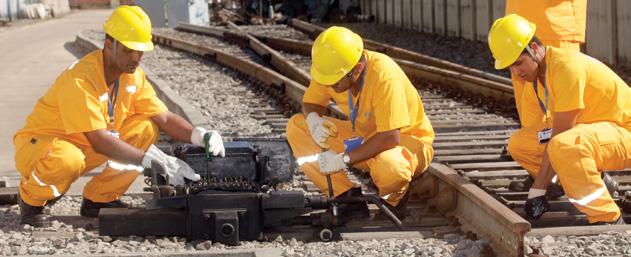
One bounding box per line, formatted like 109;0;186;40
317;150;347;175
306;112;338;149
142;144;201;186
191;127;225;157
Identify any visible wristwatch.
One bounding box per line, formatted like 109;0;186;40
342;154;351;166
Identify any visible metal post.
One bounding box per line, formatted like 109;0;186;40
7;0;12;22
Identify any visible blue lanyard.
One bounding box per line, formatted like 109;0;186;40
348;67;367;131
108;79;120;127
533;66;548;115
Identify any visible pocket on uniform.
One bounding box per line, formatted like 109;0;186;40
14;134;54;176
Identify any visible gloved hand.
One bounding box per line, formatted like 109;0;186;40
191;127;225;157
142;144;201;186
525;188;549;220
317;150;347;175
306;112;338;149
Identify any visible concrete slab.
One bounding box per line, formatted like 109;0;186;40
0;9;148;196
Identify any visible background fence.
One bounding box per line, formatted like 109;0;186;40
359;0;631;67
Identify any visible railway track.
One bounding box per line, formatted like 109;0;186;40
142;24;528;256
0;18;604;257
156;21;631;256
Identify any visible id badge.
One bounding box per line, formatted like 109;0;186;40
343;137;364;153
108;130;120;139
537;128;552;144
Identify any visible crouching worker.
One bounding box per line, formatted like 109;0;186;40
286;27;435;219
13;6;226;227
488;14;631;224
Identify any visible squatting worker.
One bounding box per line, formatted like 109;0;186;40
504;0;588;192
488;14;630;224
285;26;434;218
13;6;226;227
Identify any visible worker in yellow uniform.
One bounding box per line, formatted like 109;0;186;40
13;6;226;227
488;14;630;224
504;0;587;192
285;26;434;218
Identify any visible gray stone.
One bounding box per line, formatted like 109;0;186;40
195;240;212;250
72;231;84;241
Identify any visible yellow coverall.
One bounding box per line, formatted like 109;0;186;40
542;47;631;223
505;0;587;176
286;50;434;206
14;50;167;207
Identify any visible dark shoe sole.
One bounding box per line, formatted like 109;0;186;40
80;208;99;218
80;198;130;218
21;216;51;228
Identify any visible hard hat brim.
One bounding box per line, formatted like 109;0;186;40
311;65;346;86
495;57;515;70
120;40;154;52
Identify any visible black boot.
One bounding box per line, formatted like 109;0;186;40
18;197;50;228
334;188;369;222
545;182;565;200
383;190;411;220
80;198;129;218
509;176;534;192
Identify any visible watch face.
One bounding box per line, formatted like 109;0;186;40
343;155;350;163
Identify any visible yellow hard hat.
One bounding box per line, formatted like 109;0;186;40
103;5;154;52
311;26;363;85
488;14;536;69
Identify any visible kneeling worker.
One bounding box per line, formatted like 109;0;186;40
14;6;226;227
488;14;630;224
286;26;434;217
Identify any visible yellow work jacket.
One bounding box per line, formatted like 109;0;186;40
15;50;167;147
303;50;434;144
544;47;631;127
506;0;587;43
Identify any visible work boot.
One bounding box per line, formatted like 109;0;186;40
80;198;129;218
602;173;619;197
545;182;565;200
334;188;369;222
18;197;50;228
46;194;64;207
509;176;534;192
592;216;626;225
383;190;411;220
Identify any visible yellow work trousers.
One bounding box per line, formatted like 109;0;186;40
547;122;631;223
508;39;580;176
14;115;159;207
286;114;434;206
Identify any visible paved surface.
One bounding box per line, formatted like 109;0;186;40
0;9;146;195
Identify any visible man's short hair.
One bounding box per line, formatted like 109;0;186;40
521;35;542;55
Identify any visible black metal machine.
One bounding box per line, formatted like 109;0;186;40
99;139;402;245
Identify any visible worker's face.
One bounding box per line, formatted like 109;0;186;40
331;59;365;93
508;44;542;83
331;68;356;93
107;38;143;74
509;54;538;82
